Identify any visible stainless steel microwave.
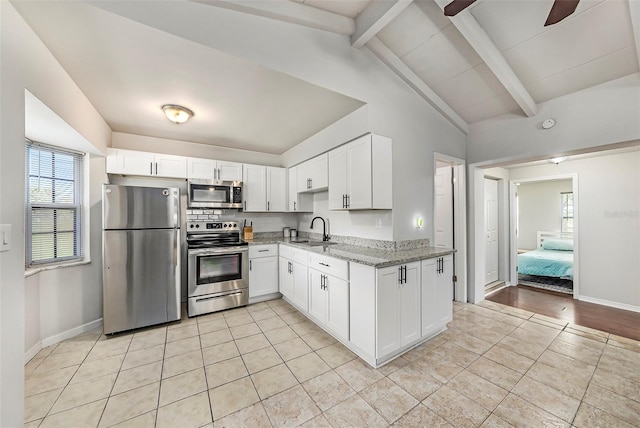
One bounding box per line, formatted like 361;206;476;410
188;179;243;208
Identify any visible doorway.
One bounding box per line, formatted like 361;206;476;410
510;175;579;298
484;178;499;286
434;153;466;302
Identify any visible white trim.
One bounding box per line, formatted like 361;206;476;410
41;318;103;348
578;296;640;314
630;1;640;71
25;342;43;364
25;259;91;278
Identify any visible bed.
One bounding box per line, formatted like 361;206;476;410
517;231;574;280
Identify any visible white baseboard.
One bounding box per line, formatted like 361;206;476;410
41;318;104;348
578;295;640;313
25;342;43;363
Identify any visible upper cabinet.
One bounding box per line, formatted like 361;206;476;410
288;166;313;212
106;148;187;178
187;157;243;181
297;153;328;193
243;164;287;212
328;134;392;210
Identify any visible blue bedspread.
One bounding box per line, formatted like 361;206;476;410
517;249;573;280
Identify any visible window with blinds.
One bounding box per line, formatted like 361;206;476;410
25;140;83;267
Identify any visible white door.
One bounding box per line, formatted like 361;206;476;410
266;167;287;212
485;178;499;284
326;275;349;341
217;161;243;181
308;269;326;322
346;137;372;209
249;256;278;298
435;161;454;248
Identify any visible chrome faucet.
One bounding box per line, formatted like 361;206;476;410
310;216;329;241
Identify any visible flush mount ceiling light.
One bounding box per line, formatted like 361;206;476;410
548;156;567;164
162;104;194;124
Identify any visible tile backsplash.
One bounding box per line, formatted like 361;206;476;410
185;209;297;233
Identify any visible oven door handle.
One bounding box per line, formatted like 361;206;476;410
188;246;249;256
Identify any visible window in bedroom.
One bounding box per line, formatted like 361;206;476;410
561;192;574;233
25;140;84;267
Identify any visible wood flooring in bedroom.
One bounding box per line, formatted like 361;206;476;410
487;286;640;341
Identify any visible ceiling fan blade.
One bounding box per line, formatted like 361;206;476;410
545;0;580;26
444;0;478;17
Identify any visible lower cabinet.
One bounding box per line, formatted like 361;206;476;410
248;244;279;301
376;262;421;360
421;255;453;337
278;245;309;312
308;268;349;342
350;257;452;367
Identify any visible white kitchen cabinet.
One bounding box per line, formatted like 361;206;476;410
376;262;421;360
288;166;312;212
243;164;287;212
266;167;287;212
187;157;243;181
328;134;392;210
106;148;187;178
249;245;279;301
279;245;309;312
297;153;328;193
308;253;349;341
421;255;453;338
242;164;267;212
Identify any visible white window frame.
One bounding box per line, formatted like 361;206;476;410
25;140;84;267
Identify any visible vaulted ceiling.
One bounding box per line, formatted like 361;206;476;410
14;0;640;153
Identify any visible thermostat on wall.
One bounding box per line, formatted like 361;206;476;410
542;118;555;129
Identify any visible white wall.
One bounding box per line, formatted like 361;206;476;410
516;179;573;250
112;132;282;167
508;151;640;311
1;4;110;424
91;1;467;243
467;73;640;166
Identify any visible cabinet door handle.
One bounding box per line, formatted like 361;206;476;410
150;162;153;175
249;260;252;271
218;168;221;180
155;162;158;175
319;262;330;267
293;201;296;211
398;266;403;284
244;201;246;210
346;194;350;209
258;249;269;253
267;201;270;211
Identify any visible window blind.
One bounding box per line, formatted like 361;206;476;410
25;140;83;267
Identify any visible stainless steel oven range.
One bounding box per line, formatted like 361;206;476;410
186;221;248;317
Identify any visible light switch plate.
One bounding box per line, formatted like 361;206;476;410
0;224;11;252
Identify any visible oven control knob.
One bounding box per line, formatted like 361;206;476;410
196;224;200;228
223;223;227;227
189;224;193;228
233;223;237;227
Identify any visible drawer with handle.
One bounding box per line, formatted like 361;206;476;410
249;244;278;258
308;253;348;281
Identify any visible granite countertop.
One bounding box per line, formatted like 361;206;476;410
244;237;455;268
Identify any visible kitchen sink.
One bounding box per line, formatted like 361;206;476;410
290;239;337;247
304;241;337;247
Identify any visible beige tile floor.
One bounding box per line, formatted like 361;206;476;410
24;298;640;427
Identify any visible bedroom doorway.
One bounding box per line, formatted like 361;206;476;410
510;175;579;298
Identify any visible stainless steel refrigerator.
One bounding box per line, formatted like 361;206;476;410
102;184;181;334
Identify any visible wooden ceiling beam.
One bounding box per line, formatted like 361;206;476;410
434;0;537;117
351;0;413;48
630;0;640;69
194;0;355;35
367;37;469;134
